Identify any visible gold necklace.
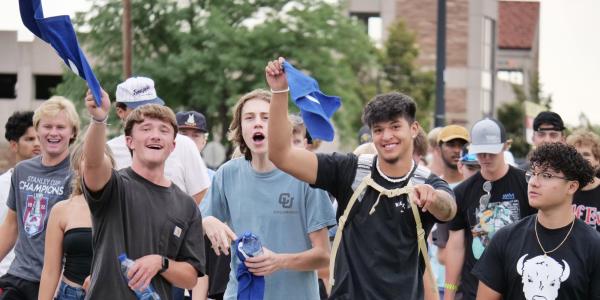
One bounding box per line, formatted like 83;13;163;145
534;215;575;257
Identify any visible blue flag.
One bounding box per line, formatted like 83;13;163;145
236;232;265;300
19;0;102;106
283;61;341;142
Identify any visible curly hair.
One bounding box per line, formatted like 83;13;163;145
5;111;34;142
227;89;271;161
361;92;416;128
530;143;595;189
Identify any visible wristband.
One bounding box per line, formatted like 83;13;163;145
444;282;459;291
91;114;109;125
270;87;289;94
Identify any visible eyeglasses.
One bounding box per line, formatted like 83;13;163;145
479;181;492;211
525;171;569;183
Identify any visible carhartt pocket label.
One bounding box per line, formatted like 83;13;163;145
173;226;182;238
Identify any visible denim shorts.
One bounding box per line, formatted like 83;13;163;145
55;280;86;300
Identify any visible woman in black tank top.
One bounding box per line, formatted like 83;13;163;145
38;143;115;300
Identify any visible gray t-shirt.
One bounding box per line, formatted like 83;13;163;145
6;156;72;281
205;158;336;300
83;168;205;300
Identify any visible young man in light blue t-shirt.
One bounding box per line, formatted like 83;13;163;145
202;89;336;300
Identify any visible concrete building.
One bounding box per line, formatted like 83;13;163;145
0;30;63;170
495;1;540;107
348;0;498;127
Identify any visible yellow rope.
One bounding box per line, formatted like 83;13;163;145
328;175;438;299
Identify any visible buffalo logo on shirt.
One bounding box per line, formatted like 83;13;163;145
23;193;48;237
517;254;570;300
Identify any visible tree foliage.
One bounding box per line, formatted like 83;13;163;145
380;20;435;130
55;0;380;144
496;71;551;158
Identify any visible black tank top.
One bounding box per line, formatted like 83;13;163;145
62;227;93;285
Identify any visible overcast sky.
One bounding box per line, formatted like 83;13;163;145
1;0;598;126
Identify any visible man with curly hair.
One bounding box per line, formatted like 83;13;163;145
473;143;600;300
265;58;456;299
567;130;600;232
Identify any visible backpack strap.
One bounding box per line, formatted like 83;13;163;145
328;160;439;299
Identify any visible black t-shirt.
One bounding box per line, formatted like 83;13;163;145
473;215;600;300
312;152;453;300
573;184;600;232
448;166;534;299
83;168;206;299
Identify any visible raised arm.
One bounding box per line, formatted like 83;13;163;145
83;89;113;192
265;58;318;184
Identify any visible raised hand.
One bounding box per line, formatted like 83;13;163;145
84;88;111;122
265;57;289;92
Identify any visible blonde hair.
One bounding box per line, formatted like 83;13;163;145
289;114;306;137
33;96;81;145
69;141;116;195
566;130;600;162
353;142;376;155
227;89;272;160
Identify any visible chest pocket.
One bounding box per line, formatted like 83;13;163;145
160;216;188;258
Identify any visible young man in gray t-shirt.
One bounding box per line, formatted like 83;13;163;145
0;97;80;300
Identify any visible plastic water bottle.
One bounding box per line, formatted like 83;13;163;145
118;253;161;300
238;232;263;258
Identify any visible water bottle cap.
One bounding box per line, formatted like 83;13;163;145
118;253;127;262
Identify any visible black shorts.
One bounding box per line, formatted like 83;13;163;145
0;273;39;300
205;236;230;298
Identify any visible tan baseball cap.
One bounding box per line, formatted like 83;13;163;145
437;125;470;143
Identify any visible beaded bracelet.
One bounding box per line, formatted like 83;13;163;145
91;114;109;125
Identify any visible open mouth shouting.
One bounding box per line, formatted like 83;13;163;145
146;144;164;150
252;132;266;145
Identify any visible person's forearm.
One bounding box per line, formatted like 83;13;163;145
429;191;456;221
84;122;108;169
267;91;292;165
0;213;17;261
279;245;329;272
444;231;465;300
161;260;199;290
39;267;61;300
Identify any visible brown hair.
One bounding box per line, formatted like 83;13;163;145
566;129;600;162
69;140;115;196
227;89;272;160
413;127;428;157
123;104;178;155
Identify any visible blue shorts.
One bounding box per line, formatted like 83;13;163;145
55;281;85;300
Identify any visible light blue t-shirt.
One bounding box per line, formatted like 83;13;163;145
205;158;336;300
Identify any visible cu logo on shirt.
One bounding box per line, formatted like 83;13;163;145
278;193;294;209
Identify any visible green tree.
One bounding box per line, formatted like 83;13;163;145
380;20;435;130
496;71;551;158
55;0;379;145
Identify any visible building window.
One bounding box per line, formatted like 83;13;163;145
481;17;495;116
497;69;524;85
350;12;382;45
35;75;62;100
0;74;17;99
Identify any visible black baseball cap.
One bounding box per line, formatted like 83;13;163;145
533;111;565;131
176;111;207;132
358;125;372;145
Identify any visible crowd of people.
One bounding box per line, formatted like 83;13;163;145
0;57;599;300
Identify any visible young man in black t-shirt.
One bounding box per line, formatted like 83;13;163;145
82;90;205;299
265;57;456;299
473;143;600;300
567;130;600;232
445;118;535;300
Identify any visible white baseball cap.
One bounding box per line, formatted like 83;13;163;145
115;76;165;109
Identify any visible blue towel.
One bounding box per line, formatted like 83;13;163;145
19;0;102;106
236;233;265;300
283;61;341;142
